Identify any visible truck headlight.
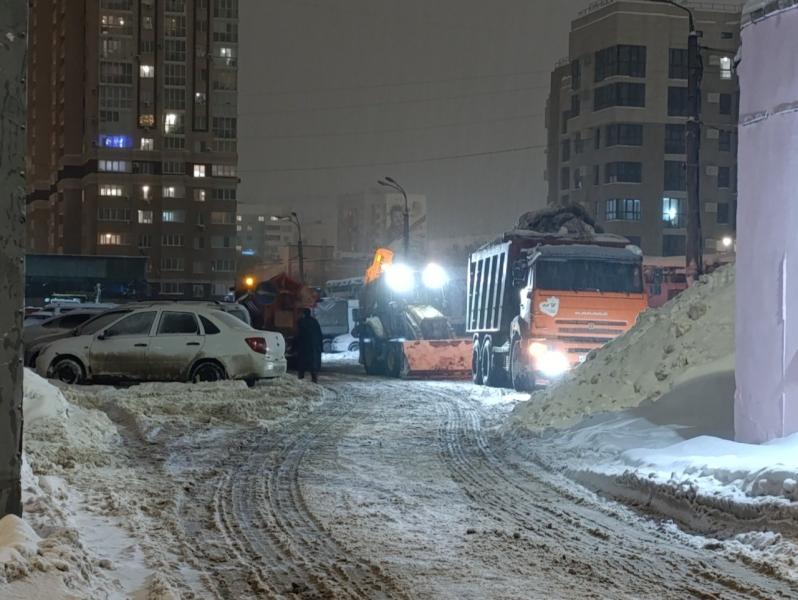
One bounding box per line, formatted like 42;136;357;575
385;263;415;293
422;263;448;289
536;350;570;379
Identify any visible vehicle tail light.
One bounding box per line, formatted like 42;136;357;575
245;337;268;354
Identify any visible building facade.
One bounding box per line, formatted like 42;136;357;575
236;213;295;262
546;0;740;256
26;0;239;299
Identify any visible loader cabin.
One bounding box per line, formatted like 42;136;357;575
467;232;648;389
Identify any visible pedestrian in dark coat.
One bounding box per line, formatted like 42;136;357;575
295;308;323;382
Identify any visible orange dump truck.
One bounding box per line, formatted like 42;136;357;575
467;230;648;390
356;248;472;379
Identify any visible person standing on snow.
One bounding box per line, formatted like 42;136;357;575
295;308;323;383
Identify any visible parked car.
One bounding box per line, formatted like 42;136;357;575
36;305;286;386
24;310;112;366
331;333;359;353
24;302;117;326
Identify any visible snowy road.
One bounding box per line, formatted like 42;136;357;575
143;373;797;599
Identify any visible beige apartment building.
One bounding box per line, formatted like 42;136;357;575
26;0;239;298
546;0;740;256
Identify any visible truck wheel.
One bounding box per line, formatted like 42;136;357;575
386;345;407;378
472;341;482;385
480;338;498;387
361;325;385;375
510;338;533;392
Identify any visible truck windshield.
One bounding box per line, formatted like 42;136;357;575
314;300;349;335
536;259;643;294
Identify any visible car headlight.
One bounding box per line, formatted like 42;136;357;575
536;350;570;379
384;263;415;293
421;263;449;289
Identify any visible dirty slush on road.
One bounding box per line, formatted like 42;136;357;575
22;366;791;600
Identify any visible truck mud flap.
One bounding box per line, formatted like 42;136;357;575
401;340;473;379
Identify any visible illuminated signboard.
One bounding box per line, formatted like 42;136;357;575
99;135;133;149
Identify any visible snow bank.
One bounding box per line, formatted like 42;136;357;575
602;433;798;502
23;370;68;425
23;370;119;473
323;351;360;365
513;265;735;429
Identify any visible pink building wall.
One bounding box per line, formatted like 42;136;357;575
736;3;798;443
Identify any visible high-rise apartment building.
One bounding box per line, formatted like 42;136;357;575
546;0;740;256
26;0;239;298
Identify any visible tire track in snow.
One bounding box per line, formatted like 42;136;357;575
413;382;794;599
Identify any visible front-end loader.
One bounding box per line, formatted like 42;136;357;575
356;248;472;379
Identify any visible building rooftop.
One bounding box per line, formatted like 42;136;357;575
579;0;744;18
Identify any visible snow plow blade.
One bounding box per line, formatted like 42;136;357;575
401;340;473;379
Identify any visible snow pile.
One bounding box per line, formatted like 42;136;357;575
592;433;798;503
323;351;360;366
65;376;324;443
23;370;119;473
513;265;735;429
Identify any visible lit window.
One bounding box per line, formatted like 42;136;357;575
98;160;130;173
141;185;150;200
162;209;186;223
164;112;178;134
139;114;155;127
99;185;124;197
140;138;154;151
236;215;242;222
194;189;206;202
193;164;206;178
98;233;126;246
162;186;184;198
720;56;733;80
662;197;686;228
257;216;265;222
140;64;155;78
138;210;153;224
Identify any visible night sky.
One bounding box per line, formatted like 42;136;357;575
237;0;739;251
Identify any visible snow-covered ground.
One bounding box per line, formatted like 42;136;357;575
1;370;324;598
322;350;360;365
506;264;798;583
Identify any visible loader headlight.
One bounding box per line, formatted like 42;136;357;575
537;350;570;379
385;263;415;293
422;263;449;290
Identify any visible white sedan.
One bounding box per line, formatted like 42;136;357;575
36;305;286;386
331;333;359;353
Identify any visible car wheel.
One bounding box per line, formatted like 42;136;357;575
191;361;226;383
510;338;533;392
386;344;407;378
323;339;332;354
472;339;482;385
48;357;85;385
348;341;359;352
361;325;385;375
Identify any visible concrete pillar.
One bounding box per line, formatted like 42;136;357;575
735;3;798;443
0;0;26;518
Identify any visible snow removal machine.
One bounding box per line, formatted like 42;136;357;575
356;248;472;378
467;206;649;391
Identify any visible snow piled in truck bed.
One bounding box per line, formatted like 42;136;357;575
513;264;735;429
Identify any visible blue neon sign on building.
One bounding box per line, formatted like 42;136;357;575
99;135;133;149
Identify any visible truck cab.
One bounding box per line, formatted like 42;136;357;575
510;244;647;389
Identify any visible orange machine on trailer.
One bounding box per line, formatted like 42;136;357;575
467;212;648;391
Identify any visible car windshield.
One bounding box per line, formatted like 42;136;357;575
212;310;253;330
536;259;643;294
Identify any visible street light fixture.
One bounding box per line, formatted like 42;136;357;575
377;177;410;258
270;212;304;283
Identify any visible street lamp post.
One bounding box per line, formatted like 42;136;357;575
271;212;305;283
652;0;704;281
378;177;410;258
